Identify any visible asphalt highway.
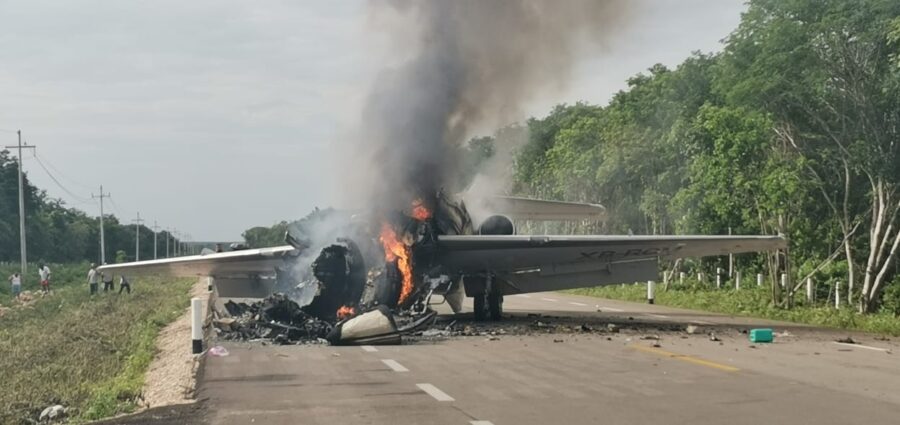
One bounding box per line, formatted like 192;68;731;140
196;292;900;425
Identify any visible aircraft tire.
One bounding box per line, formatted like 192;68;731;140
473;294;487;321
488;291;503;321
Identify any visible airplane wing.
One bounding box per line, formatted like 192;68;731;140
96;245;298;279
436;235;787;294
468;195;606;221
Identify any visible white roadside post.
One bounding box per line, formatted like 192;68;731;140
191;297;203;354
780;273;787;289
735;271;742;290
716;268;723;289
679;272;685;286
647;280;655;304
806;277;814;303
757;273;764;287
207;276;213;292
835;281;841;309
698;272;704;285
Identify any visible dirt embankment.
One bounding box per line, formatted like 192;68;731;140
141;280;211;408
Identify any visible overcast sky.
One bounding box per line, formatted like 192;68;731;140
0;0;747;241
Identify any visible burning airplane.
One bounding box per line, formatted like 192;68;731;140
99;191;785;344
100;1;788;344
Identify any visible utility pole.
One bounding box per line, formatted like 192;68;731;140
132;212;145;261
92;186;111;264
4;131;36;281
152;221;160;259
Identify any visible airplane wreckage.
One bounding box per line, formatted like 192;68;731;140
99;192;786;345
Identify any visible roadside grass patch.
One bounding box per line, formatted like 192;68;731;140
569;282;900;336
0;264;193;424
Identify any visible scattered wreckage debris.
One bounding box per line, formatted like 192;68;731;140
208;346;230;357
213;294;435;346
216;295;334;344
39;405;67;422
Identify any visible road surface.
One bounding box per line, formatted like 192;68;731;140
186;292;900;424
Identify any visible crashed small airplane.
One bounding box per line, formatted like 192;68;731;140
99;192;785;344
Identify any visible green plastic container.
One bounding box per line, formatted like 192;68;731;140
749;328;773;343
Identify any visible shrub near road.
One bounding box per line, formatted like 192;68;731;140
570;282;900;336
0;264;193;424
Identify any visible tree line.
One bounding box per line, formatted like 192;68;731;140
0;150;181;264
505;0;900;313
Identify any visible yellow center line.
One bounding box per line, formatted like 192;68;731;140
630;344;740;372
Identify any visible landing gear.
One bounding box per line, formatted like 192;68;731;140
488;291;503;321
474;293;487;321
473;286;503;321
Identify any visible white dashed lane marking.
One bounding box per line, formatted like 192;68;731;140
382;359;409;372
568;302;587;306
361;345;378;352
541;298;559;302
471;421;495;425
517;294;531;298
417;383;455;401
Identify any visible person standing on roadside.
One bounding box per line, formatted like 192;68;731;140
8;272;22;301
101;266;114;293
119;275;131;294
38;263;51;294
87;263;99;295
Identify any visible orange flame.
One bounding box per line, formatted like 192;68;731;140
411;199;432;221
379;223;414;305
336;305;356;320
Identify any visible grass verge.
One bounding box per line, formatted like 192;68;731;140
0;264;194;424
568;282;900;336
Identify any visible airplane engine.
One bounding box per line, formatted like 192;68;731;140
478;215;514;235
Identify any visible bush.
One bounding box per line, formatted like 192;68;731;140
569;277;900;336
880;275;900;316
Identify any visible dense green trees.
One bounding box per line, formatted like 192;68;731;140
242;222;289;248
0;150;180;264
509;0;900;312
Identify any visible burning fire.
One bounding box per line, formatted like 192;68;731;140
380;223;414;305
336;305;356;320
411;198;432;221
379;200;432;306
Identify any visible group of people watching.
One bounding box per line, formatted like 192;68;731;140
87;263;131;295
6;264;53;301
5;263;133;302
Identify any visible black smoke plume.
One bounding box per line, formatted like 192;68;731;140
358;0;629;215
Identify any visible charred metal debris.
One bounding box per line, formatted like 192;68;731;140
211;195;463;346
213;294;437;346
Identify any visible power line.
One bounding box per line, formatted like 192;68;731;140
107;196;126;217
32;150;95;191
31;154;94;204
